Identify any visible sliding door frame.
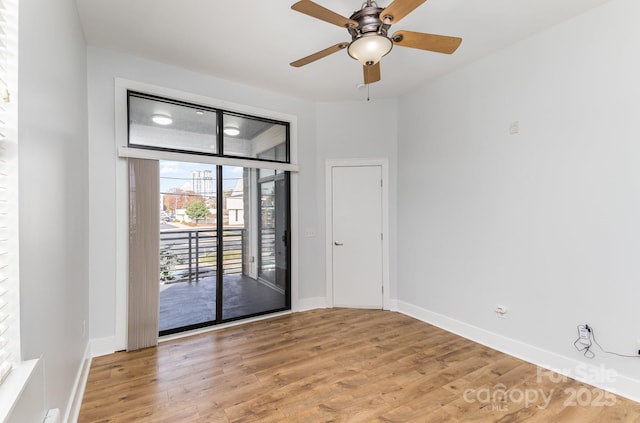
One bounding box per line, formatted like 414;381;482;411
112;79;299;350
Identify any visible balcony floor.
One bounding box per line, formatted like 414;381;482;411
159;274;286;333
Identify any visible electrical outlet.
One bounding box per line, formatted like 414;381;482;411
577;324;591;346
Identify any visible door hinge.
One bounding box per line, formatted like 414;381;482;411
381;179;383;187
381;233;383;240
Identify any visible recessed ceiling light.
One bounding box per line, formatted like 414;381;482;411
151;114;173;125
224;126;240;136
195;110;205;115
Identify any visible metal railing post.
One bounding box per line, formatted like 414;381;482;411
195;230;200;281
188;231;193;283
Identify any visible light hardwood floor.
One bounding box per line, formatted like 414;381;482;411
79;309;640;422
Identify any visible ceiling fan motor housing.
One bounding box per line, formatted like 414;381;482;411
348;6;391;38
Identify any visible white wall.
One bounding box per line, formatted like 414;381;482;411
397;0;640;399
86;48;323;351
12;0;89;420
316;100;398;300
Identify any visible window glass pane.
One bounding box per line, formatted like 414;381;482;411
223;114;287;162
129;93;218;154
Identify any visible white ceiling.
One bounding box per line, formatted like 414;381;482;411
76;0;613;102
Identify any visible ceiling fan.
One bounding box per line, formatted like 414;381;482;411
289;0;462;84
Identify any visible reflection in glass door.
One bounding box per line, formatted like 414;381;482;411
257;169;289;291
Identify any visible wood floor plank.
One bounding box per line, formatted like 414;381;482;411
79;309;640;422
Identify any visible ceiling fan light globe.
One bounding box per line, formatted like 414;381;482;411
348;34;393;66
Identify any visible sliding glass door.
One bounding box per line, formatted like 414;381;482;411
157;161;290;334
158;161;218;333
221;167;289;321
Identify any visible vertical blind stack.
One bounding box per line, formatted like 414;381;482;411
0;0;16;385
127;159;160;351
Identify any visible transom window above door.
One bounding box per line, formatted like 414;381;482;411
127;91;290;163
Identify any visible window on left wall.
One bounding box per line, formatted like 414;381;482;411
0;0;19;386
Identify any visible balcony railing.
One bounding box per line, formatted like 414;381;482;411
160;228;244;283
159;226;278;284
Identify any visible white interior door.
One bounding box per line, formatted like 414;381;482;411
331;165;383;308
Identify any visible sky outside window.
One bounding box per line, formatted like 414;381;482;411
160;161;243;195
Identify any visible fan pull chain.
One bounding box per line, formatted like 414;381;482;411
367;84;370;101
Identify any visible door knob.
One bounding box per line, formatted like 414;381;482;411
334;241;344;246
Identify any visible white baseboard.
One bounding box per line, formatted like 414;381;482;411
384;298;398;311
64;342;92;423
295;296;397;312
295;296;328;312
89;336;122;358
397;300;640;404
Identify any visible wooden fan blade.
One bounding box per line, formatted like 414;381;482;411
392;30;462;54
363;62;381;84
291;0;359;28
290;42;349;67
380;0;427;24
